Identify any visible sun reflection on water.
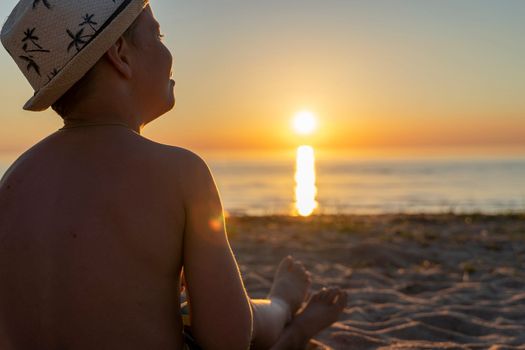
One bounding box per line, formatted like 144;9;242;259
294;145;318;216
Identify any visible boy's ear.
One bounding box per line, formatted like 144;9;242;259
104;36;133;80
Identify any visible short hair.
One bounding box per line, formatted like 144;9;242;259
52;18;140;119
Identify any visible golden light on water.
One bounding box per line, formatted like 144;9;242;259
292;111;318;135
294;145;318;216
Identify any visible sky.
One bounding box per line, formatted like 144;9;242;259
0;0;524;157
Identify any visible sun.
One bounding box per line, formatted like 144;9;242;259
292;111;318;135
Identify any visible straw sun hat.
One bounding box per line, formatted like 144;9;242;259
1;0;149;111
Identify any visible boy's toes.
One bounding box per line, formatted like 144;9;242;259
326;288;340;303
318;288;332;301
292;260;305;272
336;291;348;309
305;271;312;282
283;256;294;268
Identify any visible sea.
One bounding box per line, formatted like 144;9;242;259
1;149;525;216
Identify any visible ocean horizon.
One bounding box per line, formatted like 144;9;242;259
1;149;525;216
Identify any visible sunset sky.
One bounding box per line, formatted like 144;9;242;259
0;0;524;157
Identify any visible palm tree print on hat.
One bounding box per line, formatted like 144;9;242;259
19;55;41;76
22;28;50;53
19;28;49;77
66;28;92;52
46;67;60;82
32;0;51;9
79;14;98;34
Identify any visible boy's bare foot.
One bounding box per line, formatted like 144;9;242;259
270;288;347;350
292;288;347;338
268;256;312;321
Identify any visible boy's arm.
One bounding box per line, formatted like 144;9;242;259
179;151;253;350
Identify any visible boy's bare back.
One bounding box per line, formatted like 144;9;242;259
0;127;202;349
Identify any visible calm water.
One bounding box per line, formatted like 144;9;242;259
1;150;525;215
205;151;525;215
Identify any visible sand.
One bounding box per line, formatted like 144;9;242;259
226;214;525;349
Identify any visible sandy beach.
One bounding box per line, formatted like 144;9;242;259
227;214;525;349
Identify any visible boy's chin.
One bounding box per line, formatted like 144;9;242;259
158;97;176;117
166;96;176;111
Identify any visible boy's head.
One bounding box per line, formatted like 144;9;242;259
1;0;175;120
52;5;176;121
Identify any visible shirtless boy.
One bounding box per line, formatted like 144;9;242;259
0;1;347;349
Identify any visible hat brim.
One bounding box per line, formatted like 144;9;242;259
23;0;148;112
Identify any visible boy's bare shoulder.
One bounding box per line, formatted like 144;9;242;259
140;139;212;188
143;140;207;170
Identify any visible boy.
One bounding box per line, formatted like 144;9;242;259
0;1;346;348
